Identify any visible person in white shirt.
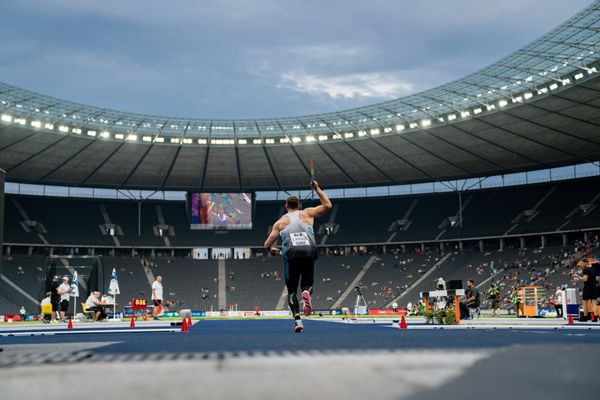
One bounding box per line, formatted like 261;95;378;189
85;291;109;321
57;277;71;321
152;276;163;320
552;288;564;318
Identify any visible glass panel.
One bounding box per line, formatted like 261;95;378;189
550;165;575;181
575;162;599;178
503;172;527;186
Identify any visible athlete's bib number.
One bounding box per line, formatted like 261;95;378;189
290;232;310;247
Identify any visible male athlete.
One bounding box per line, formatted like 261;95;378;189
264;180;332;332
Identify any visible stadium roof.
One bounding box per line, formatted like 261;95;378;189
1;2;600;191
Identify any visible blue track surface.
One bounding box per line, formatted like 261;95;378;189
1;320;600;354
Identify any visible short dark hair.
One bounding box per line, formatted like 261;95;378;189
286;196;300;210
467;279;475;285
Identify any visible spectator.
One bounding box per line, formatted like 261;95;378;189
550;288;563;318
49;276;60;323
39;292;52;323
152;276;164;320
85;291;109;321
488;283;500;317
459;279;480;319
57;276;71;322
577;259;597;321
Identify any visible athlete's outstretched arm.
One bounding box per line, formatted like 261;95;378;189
304;180;332;218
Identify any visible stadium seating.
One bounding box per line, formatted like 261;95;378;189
4;176;600;249
0;242;591;315
224;257;284;311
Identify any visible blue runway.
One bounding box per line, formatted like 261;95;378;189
1;319;600;354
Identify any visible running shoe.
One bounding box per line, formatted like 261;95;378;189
302;290;312;317
293;319;304;333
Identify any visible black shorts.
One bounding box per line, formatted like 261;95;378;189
582;286;597;301
284;256;316;293
51;298;59;312
153;300;162;307
60;300;69;312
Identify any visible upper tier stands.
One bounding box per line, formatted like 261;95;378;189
2;177;600;249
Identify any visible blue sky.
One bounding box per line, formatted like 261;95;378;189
0;0;593;119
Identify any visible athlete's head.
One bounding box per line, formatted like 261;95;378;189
285;195;300;211
467;279;475;288
156;275;162;283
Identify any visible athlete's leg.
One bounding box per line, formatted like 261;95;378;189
299;258;315;294
300;258;315;316
284;259;301;317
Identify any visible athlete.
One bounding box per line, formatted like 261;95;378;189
264;180;332;332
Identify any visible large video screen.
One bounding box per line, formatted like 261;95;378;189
190;193;253;230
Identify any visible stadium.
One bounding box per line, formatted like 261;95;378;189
1;1;600;399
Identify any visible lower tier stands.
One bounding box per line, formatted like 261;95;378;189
1;238;595;315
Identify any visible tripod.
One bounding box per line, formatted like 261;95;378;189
354;286;369;315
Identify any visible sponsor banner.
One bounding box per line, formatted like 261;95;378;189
192;311;206;317
314;309;343;315
368;309;396;315
259;310;290;317
205;311;221;317
3;315;22;322
227;311;244;317
203;310;291;317
162;311;178;318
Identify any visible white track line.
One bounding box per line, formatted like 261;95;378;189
384;324;600;330
0;328;182;336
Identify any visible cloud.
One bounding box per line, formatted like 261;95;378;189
278;71;416;100
284;44;373;60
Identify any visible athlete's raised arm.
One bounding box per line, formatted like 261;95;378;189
304;180;332;218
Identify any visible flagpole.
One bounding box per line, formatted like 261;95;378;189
109;268;120;321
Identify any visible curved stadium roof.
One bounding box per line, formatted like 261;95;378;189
1;2;600;191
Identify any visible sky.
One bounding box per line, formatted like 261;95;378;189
0;0;594;119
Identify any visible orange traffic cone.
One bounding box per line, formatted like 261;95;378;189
400;315;407;330
591;312;596;322
181;318;188;332
568;314;574;325
67;319;73;329
187;315;192;326
130;316;136;328
143;314;148;321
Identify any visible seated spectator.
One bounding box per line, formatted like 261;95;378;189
85;291;110;321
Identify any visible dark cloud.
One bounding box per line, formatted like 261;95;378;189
0;0;593;118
